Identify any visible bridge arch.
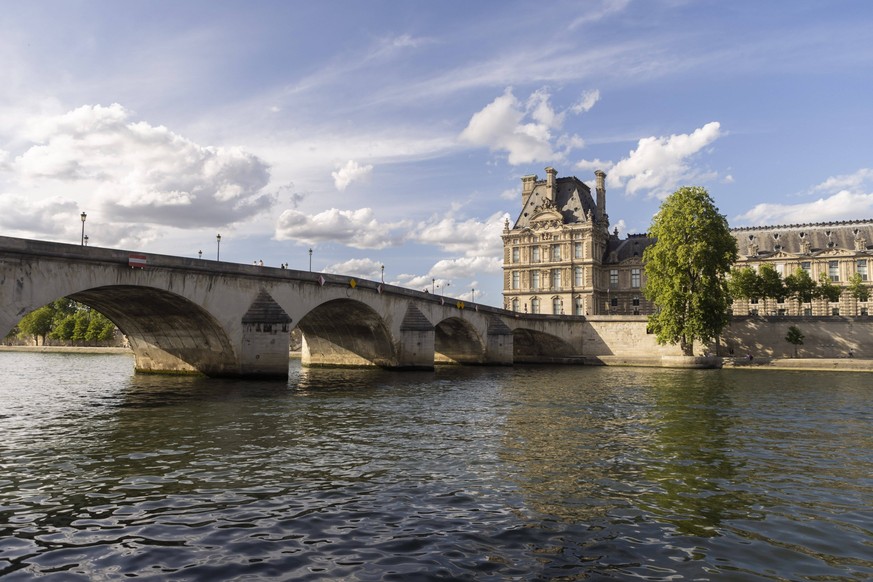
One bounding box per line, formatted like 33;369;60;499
297;298;396;368
512;327;578;363
69;285;239;376
434;316;486;364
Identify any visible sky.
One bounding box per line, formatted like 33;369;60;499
2;0;873;307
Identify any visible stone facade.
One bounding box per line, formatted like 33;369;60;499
503;168;873;317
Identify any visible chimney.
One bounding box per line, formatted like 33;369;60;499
521;174;537;206
595;169;606;220
545;166;557;202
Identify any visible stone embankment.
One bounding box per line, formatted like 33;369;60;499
587;354;873;372
0;345;133;354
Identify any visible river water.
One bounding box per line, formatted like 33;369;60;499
0;352;870;581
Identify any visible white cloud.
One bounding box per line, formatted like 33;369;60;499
274;207;409;249
323;257;385;281
568;0;631;29
499;188;518;200
10;104;274;228
331;159;373;191
810;168;873;195
413;210;509;257
570;89;600;114
460;88;587;165
430;256;503;278
735;190;873;226
604;121;722;198
575;158;613;172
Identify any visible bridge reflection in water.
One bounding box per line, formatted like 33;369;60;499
1;236;591;379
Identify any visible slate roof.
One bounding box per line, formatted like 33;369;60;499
732;219;873;257
513;176;598;229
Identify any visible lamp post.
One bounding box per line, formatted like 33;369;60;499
198;250;202;260
80;212;87;245
471;288;475;303
381;265;384;283
432;278;435;294
84;235;89;246
308;248;312;272
216;234;221;261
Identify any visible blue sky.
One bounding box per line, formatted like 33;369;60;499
2;0;872;306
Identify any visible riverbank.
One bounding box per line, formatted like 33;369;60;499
0;345;132;354
3;346;871;371
588;354;873;372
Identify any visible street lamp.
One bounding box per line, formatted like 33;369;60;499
216;234;221;261
308;248;312;272
471;288;475;303
381;265;384;283
80;212;87;245
432;278;435;294
84;235;89;246
198;250;202;260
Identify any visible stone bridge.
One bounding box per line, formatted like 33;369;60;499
0;236;593;379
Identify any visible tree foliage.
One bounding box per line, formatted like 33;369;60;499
815;273;842;303
643;186;738;355
785;325;804;358
17;299;117;345
784;268;817;304
847;273;870;302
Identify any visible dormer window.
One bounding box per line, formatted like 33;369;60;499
799;232;805;238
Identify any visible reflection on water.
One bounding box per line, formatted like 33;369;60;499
1;352;871;580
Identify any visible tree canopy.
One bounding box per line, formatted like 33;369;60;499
643;186;738;355
15;299;118;345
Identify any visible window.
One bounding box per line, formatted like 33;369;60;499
531;298;540;314
512;271;520;290
609;269;618;289
803;307;812;316
829;260;839;282
801;261;811;274
574;266;583;286
551;269;561;290
551;244;561;261
858;259;868;281
574;242;583;259
610;297;618;307
632;296;640;306
776;263;785;277
575;297;584;315
511;298;519;312
777;308;786;316
832;307;840;316
750;308;758;316
532;270;540;290
531;247;540;263
553;298;562;314
631;268;641;288
751;298;758;304
512;247;520;263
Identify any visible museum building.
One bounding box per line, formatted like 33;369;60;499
502;167;873;317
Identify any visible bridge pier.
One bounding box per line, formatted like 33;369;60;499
485;316;514;365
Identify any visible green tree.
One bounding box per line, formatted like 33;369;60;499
847;272;870;303
17;306;55;345
815;272;842;305
643;186;738;355
758;264;787;303
785;325;804;358
784;268;817;304
728;266;761;301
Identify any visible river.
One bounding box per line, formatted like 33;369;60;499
0;352;870;580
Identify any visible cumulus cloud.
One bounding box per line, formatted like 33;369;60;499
596;121;722;198
11;103;274;227
274;207;409;249
332;159;373;191
735;167;873;225
0;195;78;235
413;210;510;257
323;257;385;281
460;88;591;165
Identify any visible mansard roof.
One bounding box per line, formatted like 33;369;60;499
513;175;598;229
732;219;873;257
605;233;655;264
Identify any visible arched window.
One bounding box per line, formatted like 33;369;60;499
531;297;541;314
552;297;562;314
511;298;519;312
